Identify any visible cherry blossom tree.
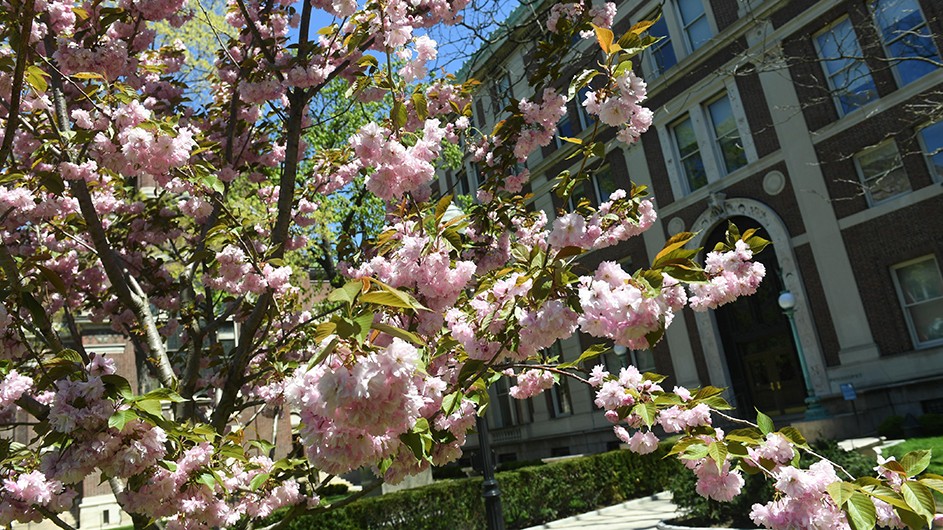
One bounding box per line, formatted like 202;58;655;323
0;0;940;529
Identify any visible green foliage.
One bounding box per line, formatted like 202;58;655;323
884;436;943;476
284;448;674;530
919;414;943;436
878;415;905;438
668;439;875;528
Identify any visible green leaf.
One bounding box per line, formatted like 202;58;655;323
136;399;164;418
249;473;270;491
900;450;932;477
558;136;582;145
778;426;808;448
101;374;134;400
724;428;763;444
901;481;935;524
197;472;217;490
652;231;699;267
107;409;138;431
756;409;774;435
141;388;185;403
25;65;49;93
434;194;454;225
845;492;877;530
558;343;610;369
412;92;428;120
632;402;657;427
392;99;407;130
918;476;943;495
372;322;423;345
826;480;856;507
314;321;337;342
328;280;362;305
707;441;727;472
567;69;599;101
360;281;427;310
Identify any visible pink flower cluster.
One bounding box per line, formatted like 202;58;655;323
589;364;672;455
509;369;555;399
345;220;476;334
0;370;32;409
119;445;307;530
350;119;446;201
688;240;766;311
209;245;295;297
0;471;76;526
750;461;849;530
515;88;567;161
582;70;653;145
694;458;745;502
285;339;443;476
577;262;686;350
548;191;656;250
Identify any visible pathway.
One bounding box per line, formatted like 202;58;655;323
522;492;678;530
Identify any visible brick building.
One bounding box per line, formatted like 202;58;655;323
438;0;943;463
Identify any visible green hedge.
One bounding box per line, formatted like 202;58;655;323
285;447;674;530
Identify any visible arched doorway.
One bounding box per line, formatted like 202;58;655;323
706;217;807;417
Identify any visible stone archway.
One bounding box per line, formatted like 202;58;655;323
687;197;829;407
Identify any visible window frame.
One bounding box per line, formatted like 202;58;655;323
675;0;713;53
812;16;879;117
917;120;943;183
705;93;747;176
671;115;708;194
869;0;941;87
852;139;911;206
645;11;679;78
891;255;943;349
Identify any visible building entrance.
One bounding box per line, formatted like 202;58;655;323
708;217;807;417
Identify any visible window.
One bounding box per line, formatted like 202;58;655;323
871;0;940;86
490;71;513;115
632;349;657;373
592;165;620;203
491;377;532;428
647;14;678;76
576;86;596;130
853;140;911;204
706;94;747;174
676;0;712;52
892;256;943;347
672;116;707;192
919;120;943;181
544;342;573;417
554;112;576;148
815;18;879;116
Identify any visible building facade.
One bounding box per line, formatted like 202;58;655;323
439;0;943;464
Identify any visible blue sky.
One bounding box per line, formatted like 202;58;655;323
294;0;523;75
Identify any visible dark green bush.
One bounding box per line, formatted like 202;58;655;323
667;439;876;529
284;447;674;530
879;415;905;438
496;459;544;472
920;413;943;436
319;483;349;497
431;465;468;480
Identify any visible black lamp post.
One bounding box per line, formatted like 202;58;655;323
777;290;828;420
475;415;505;530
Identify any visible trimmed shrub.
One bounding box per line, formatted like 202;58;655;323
878;415;905;438
667;439;876;528
285;447;674;530
920;413;943;436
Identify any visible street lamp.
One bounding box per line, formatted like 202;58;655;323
475;415;505;530
777;290;828;420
